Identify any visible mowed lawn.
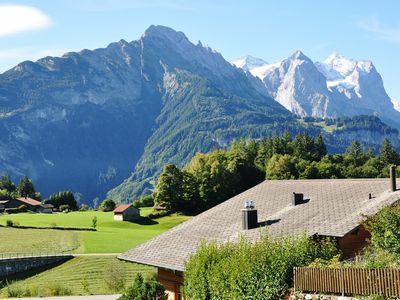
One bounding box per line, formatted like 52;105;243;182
0;228;81;255
0;209;190;253
0;256;155;297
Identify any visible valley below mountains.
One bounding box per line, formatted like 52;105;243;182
0;25;399;203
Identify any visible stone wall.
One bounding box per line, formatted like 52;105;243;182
0;255;72;278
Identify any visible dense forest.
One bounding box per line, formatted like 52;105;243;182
152;133;400;214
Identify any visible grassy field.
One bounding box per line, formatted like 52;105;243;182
0;256;155;297
0;209;190;254
0;228;81;255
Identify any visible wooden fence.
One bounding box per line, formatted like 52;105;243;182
294;267;400;297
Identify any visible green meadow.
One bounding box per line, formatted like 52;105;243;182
0;209;190;297
0;256;155;297
0;209;190;254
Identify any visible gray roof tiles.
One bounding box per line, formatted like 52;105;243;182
119;178;400;272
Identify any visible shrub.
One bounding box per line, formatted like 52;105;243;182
118;273;167;300
46;283;72;296
59;204;70;212
6;219;13;227
100;199;116;212
91;216;97;229
184;233;338;300
148;210;170;219
133;195;154;208
26;284;40;297
103;261;125;292
4;281;25;297
363;202;400;256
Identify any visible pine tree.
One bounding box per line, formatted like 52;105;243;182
17;176;36;199
314;135;327;161
344;141;366;166
380;138;400;165
0;175;16;192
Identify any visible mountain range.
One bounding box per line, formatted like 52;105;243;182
0;25;399;203
232;52;400;128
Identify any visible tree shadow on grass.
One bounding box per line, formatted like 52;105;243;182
130;217;159;226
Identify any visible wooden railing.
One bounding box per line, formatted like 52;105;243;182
294;267;400;297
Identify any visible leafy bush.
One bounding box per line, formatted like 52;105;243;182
148;210;170;219
118;273;167;300
6;219;13;227
59;204;70;212
100;199;116;212
184;233;338;300
364;202;400;256
133;195;154;208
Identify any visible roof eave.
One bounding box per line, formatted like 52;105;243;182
118;255;185;272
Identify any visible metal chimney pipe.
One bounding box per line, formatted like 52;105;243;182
390;165;397;192
242;201;258;230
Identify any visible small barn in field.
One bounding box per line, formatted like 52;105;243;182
114;204;140;221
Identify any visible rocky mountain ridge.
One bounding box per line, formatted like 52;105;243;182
233;52;400;128
0;26;399;203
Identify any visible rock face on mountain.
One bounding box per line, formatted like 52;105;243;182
234;52;400;128
0;25;292;202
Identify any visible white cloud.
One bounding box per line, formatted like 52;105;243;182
0;5;52;37
357;16;400;44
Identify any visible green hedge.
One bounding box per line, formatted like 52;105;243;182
0;224;96;231
184;233;338;300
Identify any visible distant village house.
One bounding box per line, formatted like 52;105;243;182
0;197;53;213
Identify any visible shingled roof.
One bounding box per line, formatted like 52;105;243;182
119;178;400;272
16;197;42;206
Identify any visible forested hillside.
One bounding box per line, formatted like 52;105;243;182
152;134;400;213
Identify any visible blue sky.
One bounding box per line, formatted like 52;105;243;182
1;0;400;100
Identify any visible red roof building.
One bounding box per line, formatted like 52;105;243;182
114;204;140;221
16;197;42;206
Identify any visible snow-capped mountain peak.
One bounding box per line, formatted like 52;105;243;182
234;51;399;126
290;50;309;61
317;53;374;80
232;55;268;72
